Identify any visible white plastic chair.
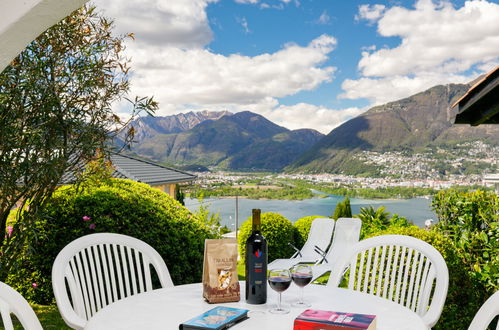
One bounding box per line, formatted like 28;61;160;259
468;291;499;330
0;281;43;330
328;235;449;328
268;218;335;269
311;217;362;280
52;233;174;329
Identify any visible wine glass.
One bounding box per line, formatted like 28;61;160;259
291;264;313;307
268;269;292;314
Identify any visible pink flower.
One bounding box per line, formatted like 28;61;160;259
6;226;13;237
32;283;38;288
89;223;96;230
82;216;91;221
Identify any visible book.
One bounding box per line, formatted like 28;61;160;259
294;309;377;330
179;306;249;330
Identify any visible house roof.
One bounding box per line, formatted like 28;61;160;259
60;153;196;186
452;66;499;126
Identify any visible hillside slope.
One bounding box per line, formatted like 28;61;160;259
290;83;499;173
131;111;324;170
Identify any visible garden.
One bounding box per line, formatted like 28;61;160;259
0;4;497;329
1;176;497;329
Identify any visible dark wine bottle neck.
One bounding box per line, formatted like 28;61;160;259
252;208;261;233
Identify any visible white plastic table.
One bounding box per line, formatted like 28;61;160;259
84;282;428;330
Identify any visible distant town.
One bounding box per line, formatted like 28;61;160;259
189;140;498;195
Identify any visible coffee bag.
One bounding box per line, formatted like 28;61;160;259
202;239;240;303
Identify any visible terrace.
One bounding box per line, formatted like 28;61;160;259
0;2;497;330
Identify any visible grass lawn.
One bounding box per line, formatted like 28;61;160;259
31;305;69;329
0;304;69;329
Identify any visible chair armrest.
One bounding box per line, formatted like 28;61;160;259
288;243;302;258
314;245;328;263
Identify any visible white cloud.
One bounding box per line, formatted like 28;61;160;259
158;99;365;134
236;17;251;34
343;0;499;104
355;4;386;24
126;34;336;107
340;73;470;105
261;104;366;134
93;0;343;132
93;0;218;48
315;10;331;25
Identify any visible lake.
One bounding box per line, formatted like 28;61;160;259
185;194;436;230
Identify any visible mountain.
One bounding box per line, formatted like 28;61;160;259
130;111;324;171
290;83;499;173
131;110;232;142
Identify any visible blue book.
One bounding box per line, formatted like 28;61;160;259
179;306;249;330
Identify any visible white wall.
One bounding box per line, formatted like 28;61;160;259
0;0;88;72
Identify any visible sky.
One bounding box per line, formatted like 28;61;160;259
92;0;499;134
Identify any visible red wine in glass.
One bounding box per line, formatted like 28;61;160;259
291;273;313;287
269;276;292;292
291;264;313;307
268;269;291;314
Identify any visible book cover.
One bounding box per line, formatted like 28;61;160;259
179;306;249;330
294;309;377;330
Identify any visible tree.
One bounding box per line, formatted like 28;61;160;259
332;196;352;219
175;185;185;206
0;6;157;275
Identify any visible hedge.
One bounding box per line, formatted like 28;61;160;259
4;179;215;304
238;212;296;263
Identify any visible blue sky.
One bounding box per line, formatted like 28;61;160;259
94;0;499;133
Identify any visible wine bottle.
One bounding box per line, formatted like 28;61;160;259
245;209;267;304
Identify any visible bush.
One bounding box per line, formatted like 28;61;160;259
293;215;328;248
238;212;296;263
432;189;498;292
367;226;488;330
356;206;411;238
4;179;215;304
332;197;352;219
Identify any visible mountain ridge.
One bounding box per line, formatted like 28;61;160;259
123;82;498;174
128;111;324;171
289;83;499;173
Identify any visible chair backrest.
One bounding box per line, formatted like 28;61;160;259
0;281;43;330
323;217;361;266
327;235;448;328
468;291;499;330
298;218;335;259
52;233;174;329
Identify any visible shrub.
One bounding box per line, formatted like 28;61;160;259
432;189;498;292
356;206;411;238
238;212;296;263
4;179;215;304
332;197;352;219
293;215;328;248
367;226;488;330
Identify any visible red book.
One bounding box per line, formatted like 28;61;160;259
294;309;377;330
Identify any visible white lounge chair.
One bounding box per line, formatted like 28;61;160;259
0;281;43;330
468;291;499;330
328;235;449;329
52;233;174;329
268;218;335;269
311;217;362;280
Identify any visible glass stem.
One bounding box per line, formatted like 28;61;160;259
300;287;304;304
278;292;282;310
